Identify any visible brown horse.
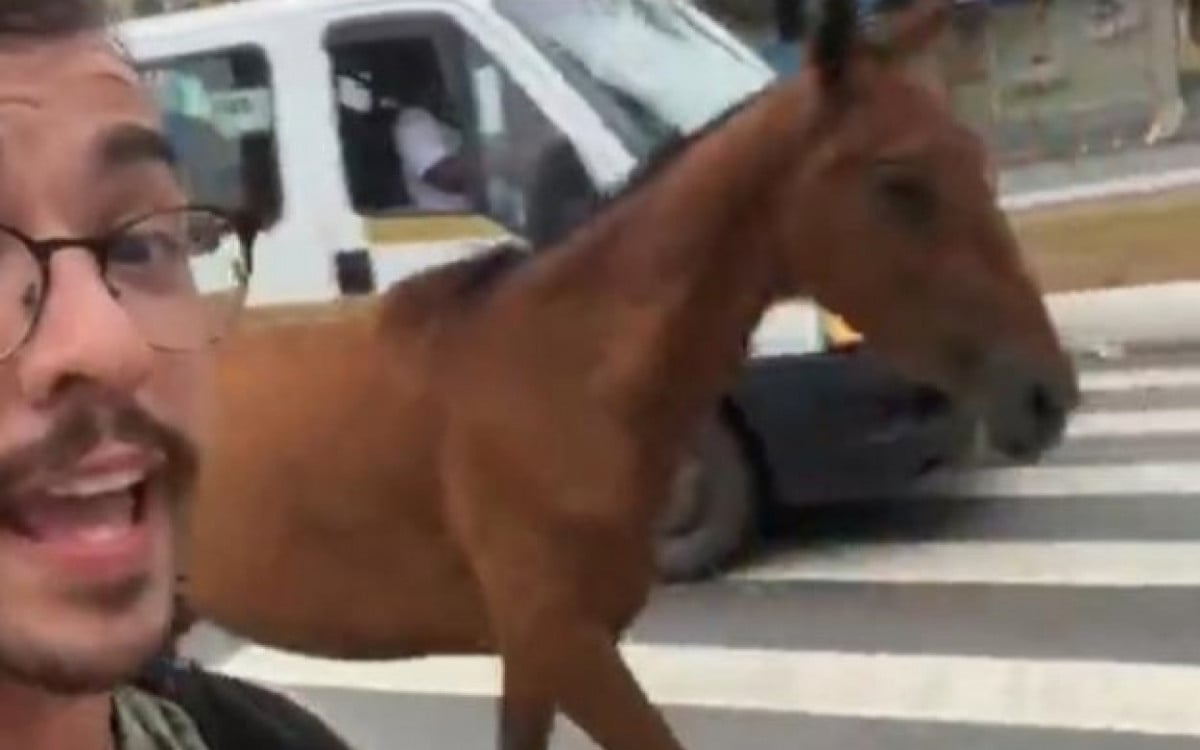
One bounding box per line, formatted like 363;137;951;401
180;2;1078;748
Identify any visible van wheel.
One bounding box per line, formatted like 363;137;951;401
654;415;758;583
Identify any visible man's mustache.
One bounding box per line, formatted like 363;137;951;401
0;393;198;502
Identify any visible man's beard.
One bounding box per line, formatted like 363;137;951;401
0;388;199;695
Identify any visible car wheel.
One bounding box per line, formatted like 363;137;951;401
654;415;758;583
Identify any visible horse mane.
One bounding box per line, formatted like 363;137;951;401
593;89;765;214
383;240;529;311
813;0;858;91
436;0;926;305
450;241;529;301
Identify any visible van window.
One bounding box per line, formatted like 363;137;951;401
326;14;600;246
138;46;283;229
495;0;772;161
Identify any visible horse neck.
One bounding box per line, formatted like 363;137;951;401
557;81;817;448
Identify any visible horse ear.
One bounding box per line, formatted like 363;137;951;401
810;0;859;94
883;0;951;58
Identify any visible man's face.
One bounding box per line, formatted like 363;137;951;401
0;33;206;693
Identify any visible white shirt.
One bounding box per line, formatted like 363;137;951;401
392;107;471;212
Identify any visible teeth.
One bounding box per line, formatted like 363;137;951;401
76;522;127;544
46;470;146;498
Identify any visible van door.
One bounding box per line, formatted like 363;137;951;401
318;5;606;293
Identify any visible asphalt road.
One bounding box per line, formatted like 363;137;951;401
180;344;1200;749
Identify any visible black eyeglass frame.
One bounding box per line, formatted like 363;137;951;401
0;203;259;362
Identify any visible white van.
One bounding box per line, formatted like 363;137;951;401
117;0;973;581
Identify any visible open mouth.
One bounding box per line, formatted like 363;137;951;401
0;469;153;545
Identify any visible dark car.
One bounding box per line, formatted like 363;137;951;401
654;339;978;583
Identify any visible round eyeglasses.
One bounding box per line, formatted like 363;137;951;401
0;205;257;361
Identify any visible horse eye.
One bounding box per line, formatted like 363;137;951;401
875;172;937;229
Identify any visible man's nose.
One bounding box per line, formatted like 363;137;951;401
16;251;154;405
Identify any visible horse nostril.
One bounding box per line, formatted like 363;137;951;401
1021;379;1071;451
981;347;1079;460
1028;382;1059;423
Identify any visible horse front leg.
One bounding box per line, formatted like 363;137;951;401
446;449;681;749
473;551;683;750
498;653;556;750
495;617;685;750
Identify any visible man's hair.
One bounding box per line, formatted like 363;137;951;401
0;0;107;36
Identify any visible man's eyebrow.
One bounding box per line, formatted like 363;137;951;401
94;123;178;173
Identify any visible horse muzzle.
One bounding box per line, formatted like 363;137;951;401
980;348;1080;461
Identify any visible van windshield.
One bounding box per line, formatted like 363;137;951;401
493;0;773;161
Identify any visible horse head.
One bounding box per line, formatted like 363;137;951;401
770;0;1077;460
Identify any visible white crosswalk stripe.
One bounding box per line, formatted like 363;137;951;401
1080;366;1200;393
1067;409;1200;439
914;461;1200;497
215;644;1200;738
730;540;1200;586
185;350;1200;748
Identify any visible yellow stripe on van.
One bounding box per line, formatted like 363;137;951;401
364;215;510;246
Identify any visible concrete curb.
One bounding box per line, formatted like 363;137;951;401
1046;282;1200;353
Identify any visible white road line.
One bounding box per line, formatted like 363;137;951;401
727;541;1200;587
915;461;1200;498
215;642;1200;737
1066;408;1200;439
1081;367;1200;393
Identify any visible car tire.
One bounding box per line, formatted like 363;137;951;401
654;414;758;583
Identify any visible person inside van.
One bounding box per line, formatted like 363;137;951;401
0;2;355;748
384;47;476;212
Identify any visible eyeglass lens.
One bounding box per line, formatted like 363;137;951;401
0;207;249;358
